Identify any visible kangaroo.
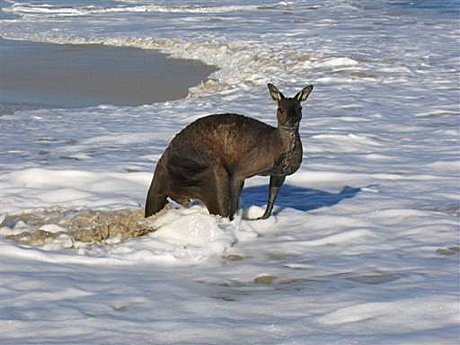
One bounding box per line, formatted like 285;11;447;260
145;83;313;220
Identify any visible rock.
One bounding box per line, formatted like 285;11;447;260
226;254;245;261
254;274;275;285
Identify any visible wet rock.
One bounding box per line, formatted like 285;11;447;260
436;246;460;256
225;254;245;261
254;274;275;285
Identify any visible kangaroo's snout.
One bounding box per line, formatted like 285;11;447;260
277;98;302;128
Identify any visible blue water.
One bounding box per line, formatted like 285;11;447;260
390;0;460;15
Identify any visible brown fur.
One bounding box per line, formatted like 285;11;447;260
145;83;313;220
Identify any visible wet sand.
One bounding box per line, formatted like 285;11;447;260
0;39;215;110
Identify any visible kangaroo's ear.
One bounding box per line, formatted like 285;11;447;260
294;85;314;103
267;83;285;102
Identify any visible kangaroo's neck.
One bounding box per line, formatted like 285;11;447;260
269;123;303;176
277;124;300;152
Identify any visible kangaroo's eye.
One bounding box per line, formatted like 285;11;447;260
278;108;285;113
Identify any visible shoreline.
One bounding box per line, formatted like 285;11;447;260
0;39;216;111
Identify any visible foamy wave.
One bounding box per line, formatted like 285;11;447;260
1;1;372;98
0;202;271;265
4;2;265;18
308;133;385;154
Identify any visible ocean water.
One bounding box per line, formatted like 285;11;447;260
0;1;459;344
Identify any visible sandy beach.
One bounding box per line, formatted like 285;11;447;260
0;39;215;110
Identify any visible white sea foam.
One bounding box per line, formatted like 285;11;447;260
318;297;459;329
4;1;266;17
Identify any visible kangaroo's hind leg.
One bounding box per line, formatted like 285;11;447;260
229;176;245;220
145;183;167;218
198;164;232;219
145;166;169;218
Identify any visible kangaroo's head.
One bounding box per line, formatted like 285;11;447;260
268;83;313;129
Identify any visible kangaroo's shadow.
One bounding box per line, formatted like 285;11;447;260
241;184;361;214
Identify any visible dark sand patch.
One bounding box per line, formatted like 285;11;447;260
0;39;216;110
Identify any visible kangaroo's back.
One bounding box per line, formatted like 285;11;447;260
166;114;277;167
